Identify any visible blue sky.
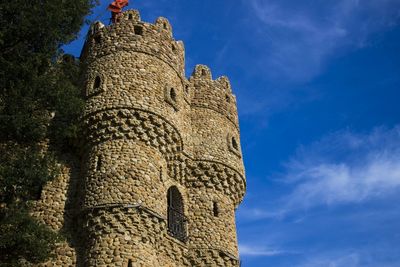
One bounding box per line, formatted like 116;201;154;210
64;1;400;266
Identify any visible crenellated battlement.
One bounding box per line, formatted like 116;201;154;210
189;65;239;128
80;10;185;78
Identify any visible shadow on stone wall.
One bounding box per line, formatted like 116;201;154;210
60;152;87;267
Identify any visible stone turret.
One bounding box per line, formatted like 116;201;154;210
187;64;245;264
33;9;246;267
79;9;246;266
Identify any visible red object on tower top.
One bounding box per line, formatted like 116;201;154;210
108;0;129;23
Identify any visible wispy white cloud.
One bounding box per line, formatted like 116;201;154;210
247;0;400;82
296;249;400;267
238;207;287;221
283;125;400;208
237;126;400;265
297;252;361;267
239;244;286;257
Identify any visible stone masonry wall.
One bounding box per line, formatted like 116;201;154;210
33;9;246;267
31;154;82;266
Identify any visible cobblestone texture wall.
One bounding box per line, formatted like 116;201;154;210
33;9;246;266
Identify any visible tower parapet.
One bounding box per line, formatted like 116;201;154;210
189;65;239;128
81;10;185;78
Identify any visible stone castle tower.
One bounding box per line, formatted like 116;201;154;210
32;9;246;267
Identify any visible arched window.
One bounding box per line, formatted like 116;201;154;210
96;155;102;171
169;87;177;102
213;202;219;217
232;137;239;150
93;76;101;90
167;186;187;242
164;85;179;111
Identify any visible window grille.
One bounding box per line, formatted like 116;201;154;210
167;186;187;242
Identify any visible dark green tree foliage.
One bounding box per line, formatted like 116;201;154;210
0;0;95;265
0;208;60;265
